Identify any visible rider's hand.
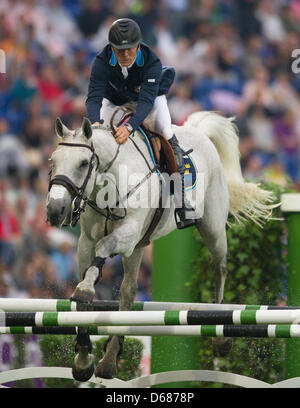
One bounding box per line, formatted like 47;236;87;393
114;126;130;144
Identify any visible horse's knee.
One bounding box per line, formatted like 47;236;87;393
95;235;118;258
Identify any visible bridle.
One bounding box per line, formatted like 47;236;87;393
48;140;124;227
48;121;158;231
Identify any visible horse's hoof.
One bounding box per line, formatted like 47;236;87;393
94;359;116;380
72;353;95;382
212;337;233;357
70;288;94;305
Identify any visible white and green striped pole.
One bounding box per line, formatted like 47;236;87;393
2;324;300;338
281;194;300;379
0;298;299;312
2;310;300;327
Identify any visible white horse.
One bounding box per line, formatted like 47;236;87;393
46;110;274;381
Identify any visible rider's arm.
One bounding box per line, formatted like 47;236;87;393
86;56;109;124
127;59;162;132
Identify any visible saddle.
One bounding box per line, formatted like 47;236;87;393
110;108;177;248
111;108;177;175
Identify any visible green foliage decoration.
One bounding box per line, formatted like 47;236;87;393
186;182;292;387
39;335;143;388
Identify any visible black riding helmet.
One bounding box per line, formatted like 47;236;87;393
108;18;142;49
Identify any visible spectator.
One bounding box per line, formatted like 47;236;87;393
0;118;29;179
77;0;110;38
37;64;64;106
128;0;158;46
273;109;300;182
0;191;21;267
168;82;201;124
280;4;300;35
35;0;81;47
9;65;37;107
0;0;299;304
232;0;262;41
242;153;265;181
264;157;290;187
256;0;287;44
49;241;77;285
271;71;300;116
0;261;26;297
247;106;277;154
241;65;276;111
163;0;188;40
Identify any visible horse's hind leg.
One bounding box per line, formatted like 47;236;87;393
196;220;228;304
95;247;144;379
196;218;232;356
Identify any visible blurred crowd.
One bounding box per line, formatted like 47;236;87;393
0;0;299;300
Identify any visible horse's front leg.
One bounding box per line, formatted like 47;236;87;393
95;246;144;379
71;218;140;303
70;231;98;382
71;217;142;380
74;218;143;380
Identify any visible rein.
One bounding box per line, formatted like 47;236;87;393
48;129;158;230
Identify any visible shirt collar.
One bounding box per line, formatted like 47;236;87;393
118;60;136;70
109;48;144;67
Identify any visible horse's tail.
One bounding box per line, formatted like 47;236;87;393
184;111;277;226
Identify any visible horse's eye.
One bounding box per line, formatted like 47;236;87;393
79;160;89;168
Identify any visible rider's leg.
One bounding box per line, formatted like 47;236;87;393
152;95;173;140
152;95;198;229
99;99;118;128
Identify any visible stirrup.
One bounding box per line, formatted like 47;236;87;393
174;206;198;230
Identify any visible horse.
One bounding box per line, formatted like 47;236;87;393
46;110;275;381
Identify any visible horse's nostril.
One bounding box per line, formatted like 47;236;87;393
60;206;65;215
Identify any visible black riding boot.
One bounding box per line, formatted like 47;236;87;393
168;135;198;229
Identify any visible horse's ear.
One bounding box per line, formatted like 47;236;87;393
55;117;69;138
82;117;93;140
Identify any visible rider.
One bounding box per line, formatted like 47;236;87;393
86;18;197;229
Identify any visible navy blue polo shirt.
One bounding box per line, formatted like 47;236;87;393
86;42;175;131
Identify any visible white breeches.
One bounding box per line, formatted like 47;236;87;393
100;95;174;140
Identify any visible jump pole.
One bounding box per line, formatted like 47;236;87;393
1;298;299;312
152;228;199;388
281;193;300;379
2;310;300;326
2;324;300;338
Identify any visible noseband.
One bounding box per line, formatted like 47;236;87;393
48;141;100;227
